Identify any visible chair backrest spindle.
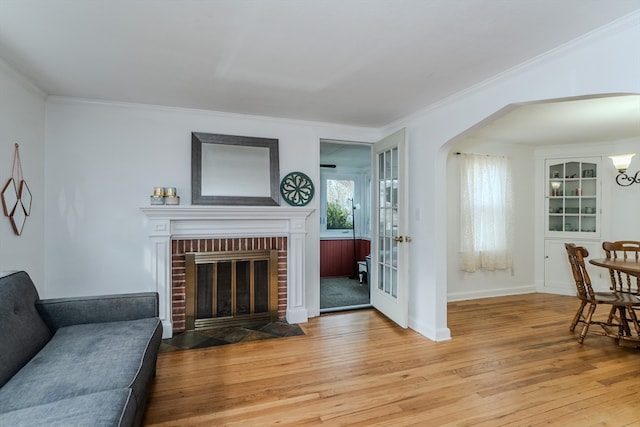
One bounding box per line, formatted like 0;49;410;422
602;241;640;294
565;243;595;300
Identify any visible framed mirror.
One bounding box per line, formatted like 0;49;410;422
191;132;280;206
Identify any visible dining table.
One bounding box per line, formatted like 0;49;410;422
589;257;640;345
589;257;640;278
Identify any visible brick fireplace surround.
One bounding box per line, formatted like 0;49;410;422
141;206;314;338
173;236;286;333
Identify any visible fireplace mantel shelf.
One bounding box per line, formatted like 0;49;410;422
140;205;314;338
140;205;314;220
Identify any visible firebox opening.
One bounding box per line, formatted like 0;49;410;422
185;250;279;330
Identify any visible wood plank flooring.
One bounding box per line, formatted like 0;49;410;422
143;293;640;426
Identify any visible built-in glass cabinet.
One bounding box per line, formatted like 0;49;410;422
546;158;600;236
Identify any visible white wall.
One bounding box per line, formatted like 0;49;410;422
43;98;379;317
0;60;46;290
590;139;640;242
382;12;640;341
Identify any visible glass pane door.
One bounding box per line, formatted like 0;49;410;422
378;147;399;298
371;128;408;328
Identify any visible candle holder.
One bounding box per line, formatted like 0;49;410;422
150;187;180;205
150;195;165;205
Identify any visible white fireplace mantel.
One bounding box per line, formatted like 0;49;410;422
141;205;314;338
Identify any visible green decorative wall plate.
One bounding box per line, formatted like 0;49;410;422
280;172;314;206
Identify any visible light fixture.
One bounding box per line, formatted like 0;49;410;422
609;154;640;186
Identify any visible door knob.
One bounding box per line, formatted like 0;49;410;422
394;236;412;243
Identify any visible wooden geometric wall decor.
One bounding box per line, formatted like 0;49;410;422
18;180;32;216
1;178;18;216
9;202;27;236
2;144;31;235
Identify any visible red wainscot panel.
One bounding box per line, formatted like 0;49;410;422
320;239;370;278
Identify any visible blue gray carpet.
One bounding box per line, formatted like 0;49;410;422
321;276;370;309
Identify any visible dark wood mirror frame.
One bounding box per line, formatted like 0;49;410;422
191;132;280;206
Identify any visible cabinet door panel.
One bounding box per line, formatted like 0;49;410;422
544;240;609;295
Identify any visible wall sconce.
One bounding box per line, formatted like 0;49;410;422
609;154;640;186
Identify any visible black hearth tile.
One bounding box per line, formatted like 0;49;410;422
258;322;305;337
197;326;237;340
159;322;306;352
235;320;270;331
238;328;276;342
163;331;211;349
206;326;273;343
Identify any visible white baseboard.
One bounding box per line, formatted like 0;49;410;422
447;285;537;302
409;317;452;342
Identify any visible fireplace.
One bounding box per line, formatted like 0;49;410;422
141;206;313;338
185;249;279;330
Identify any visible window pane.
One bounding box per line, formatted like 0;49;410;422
326;179;354;229
385;150;392;178
391;269;397;298
384;264;391;294
392;147;398;178
391;238;398;268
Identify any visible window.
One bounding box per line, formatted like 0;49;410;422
459;153;514;272
320;171;370;238
326;179;354;230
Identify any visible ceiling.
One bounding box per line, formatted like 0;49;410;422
320;141;371;169
462;94;640;146
1;0;639;130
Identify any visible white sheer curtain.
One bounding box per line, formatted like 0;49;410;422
459;153;514;272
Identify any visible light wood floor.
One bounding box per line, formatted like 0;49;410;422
143;293;640;426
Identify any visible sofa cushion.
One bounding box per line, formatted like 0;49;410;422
0;271;52;387
0;317;161;413
0;389;136;427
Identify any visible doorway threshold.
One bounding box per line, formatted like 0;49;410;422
320;303;372;314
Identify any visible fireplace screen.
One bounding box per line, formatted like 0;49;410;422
185;250;278;330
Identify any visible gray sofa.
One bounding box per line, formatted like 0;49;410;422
0;271;162;427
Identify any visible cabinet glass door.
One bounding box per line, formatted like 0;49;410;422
547;159;599;236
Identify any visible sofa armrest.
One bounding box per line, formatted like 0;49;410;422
36;292;159;332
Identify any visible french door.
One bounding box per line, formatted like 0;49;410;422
370;129;409;328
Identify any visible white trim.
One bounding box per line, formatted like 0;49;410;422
447;286;537;302
409;317;452;342
0;57;47;99
47;95;381;136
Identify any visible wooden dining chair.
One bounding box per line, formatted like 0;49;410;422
565;243;640;344
602;241;640;294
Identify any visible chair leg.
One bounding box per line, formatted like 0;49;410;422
618;307;631;336
626;307;640;337
579;304;597;344
606;305;617;325
570;301;587;332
